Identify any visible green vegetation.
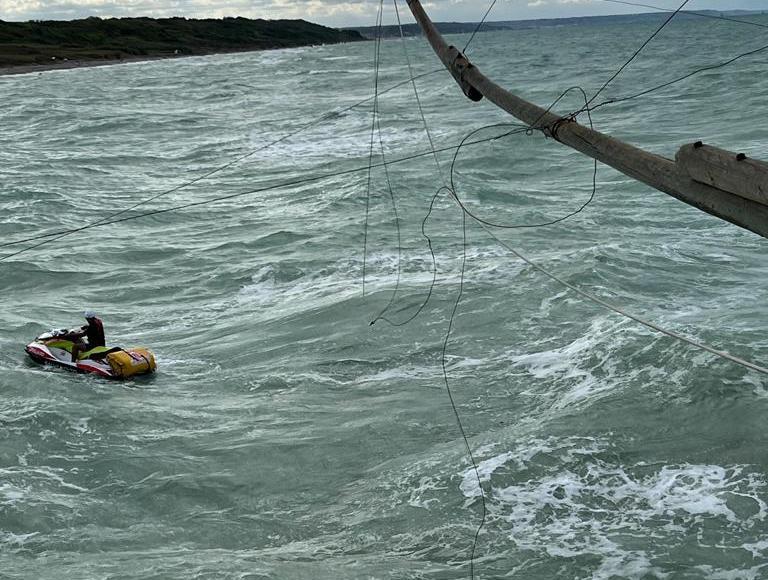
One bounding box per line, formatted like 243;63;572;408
0;16;365;67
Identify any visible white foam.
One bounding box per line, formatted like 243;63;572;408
743;539;768;558
237;253;439;319
593;552;665;580
0;531;39;548
458;437;767;571
506;316;657;408
357;366;431;384
70;417;91;435
695;565;768;579
407;476;447;509
0;482;26;505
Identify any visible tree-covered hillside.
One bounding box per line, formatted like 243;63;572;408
0;16;365;67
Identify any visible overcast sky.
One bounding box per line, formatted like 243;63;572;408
2;0;767;27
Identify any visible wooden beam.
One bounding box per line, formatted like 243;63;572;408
405;0;768;239
677;142;768;206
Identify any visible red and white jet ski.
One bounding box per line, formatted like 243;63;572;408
26;328;157;379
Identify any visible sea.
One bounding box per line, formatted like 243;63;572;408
2;10;768;580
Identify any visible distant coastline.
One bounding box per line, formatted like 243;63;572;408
0;16;364;76
348;9;768;38
3;10;766;77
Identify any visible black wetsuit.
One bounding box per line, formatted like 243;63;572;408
86;318;105;347
71;318;105;361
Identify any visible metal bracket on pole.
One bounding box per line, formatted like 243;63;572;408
445;45;483;102
406;0;482;102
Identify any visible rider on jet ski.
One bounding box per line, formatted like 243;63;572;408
71;310;106;362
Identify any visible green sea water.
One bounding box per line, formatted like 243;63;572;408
2;11;768;580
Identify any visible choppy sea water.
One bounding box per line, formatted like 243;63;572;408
2;12;768;580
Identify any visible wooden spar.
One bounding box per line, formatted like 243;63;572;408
677;142;768;206
404;0;768;239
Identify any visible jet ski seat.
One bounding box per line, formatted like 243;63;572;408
80;346;122;360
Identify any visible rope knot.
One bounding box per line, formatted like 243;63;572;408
549;115;577;142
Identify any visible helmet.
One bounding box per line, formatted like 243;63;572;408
84;310;98;319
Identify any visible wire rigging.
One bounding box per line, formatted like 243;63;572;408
598;0;768;30
3;0;763;382
478;225;768;375
587;41;768;113
8;0;763;260
363;0;386;297
5;22;768;580
370;22;408;325
4;17;766;580
448;124;599;229
539;9;768;127
393;0;446;186
364;5;768;576
369;0;445;328
0;65;445;256
398;0;768;378
383;64;602;580
441;206;488;580
582;0;692;109
0;134;528;262
462;0;499;54
366;0;732;571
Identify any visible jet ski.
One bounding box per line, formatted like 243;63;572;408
25;328;157;379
